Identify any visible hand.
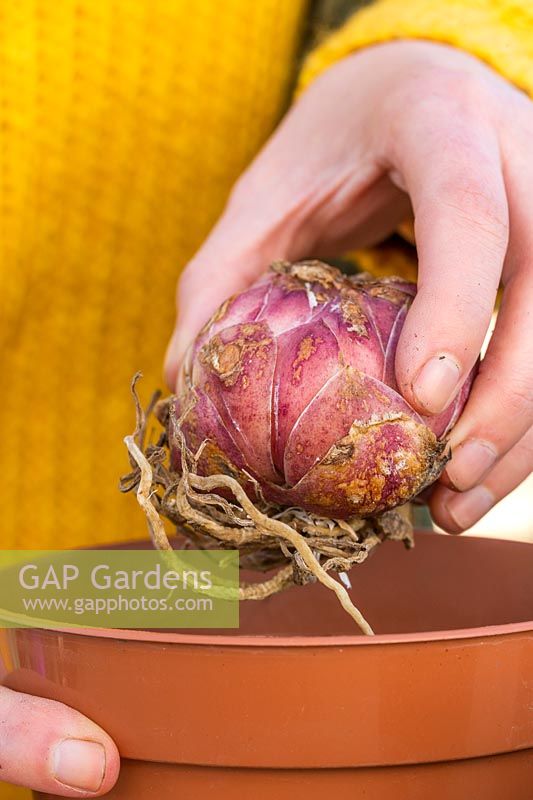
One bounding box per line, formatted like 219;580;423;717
164;40;533;533
0;686;119;796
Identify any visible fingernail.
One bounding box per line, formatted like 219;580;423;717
446;439;498;491
445;485;495;531
53;739;106;792
413;354;461;414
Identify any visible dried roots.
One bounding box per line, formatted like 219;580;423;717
120;373;414;635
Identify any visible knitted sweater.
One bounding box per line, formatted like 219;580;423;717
0;2;532;792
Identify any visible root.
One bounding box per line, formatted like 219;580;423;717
120;374;414;635
184;470;375;634
239;565;293;600
123;435;173;552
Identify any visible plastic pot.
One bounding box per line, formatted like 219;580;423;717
1;531;533;799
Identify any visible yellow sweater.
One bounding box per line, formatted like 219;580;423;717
0;1;532;796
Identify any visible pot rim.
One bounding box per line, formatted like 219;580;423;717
17;532;533;647
29;618;533;647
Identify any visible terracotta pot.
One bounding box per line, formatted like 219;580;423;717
1;531;533;799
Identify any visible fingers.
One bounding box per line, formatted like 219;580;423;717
430;425;533;532
442;147;533;491
392;103;509;416
443;272;533;490
0;686;120;796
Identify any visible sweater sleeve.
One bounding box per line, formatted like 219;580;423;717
298;0;533;98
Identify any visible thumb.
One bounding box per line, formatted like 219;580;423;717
0;685;120;796
163;184;308;392
162;74;347;392
163;49;392;392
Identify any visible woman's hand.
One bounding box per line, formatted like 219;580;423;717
164;40;533;533
0;686;119;796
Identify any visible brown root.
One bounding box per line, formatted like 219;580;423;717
120;374;414;635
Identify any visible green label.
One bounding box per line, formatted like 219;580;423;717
0;550;239;629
